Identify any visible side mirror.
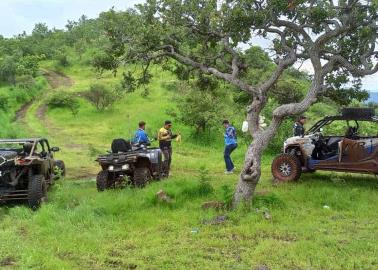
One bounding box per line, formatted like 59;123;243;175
51;147;60;152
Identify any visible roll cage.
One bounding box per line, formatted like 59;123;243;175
0;138;54;158
306;108;378;135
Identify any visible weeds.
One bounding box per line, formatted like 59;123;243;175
252;192;286;209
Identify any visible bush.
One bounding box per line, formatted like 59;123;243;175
56;53;70;67
168;80;227;134
0;93;9;111
16;55;42;77
83;83;120;111
92;50;118;74
0;56;17;84
15;75;36;89
46;92;79;116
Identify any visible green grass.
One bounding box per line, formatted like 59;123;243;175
0;62;377;269
0;169;376;269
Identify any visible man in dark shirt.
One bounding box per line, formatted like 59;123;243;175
293;116;307;137
158;120;177;176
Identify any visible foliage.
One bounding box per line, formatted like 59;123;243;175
83;83;120;111
168;78;227;134
56;52;70;67
197;165;214;195
0;93;8;111
15;75;36;89
46;92;80;116
92;49;118;74
0;56;17;84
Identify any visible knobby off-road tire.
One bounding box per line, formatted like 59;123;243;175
133;166;151;188
271;153;302;182
28;174;47;210
54;160;66;177
96;170;110;192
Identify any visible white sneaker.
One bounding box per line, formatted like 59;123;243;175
224;170;234;175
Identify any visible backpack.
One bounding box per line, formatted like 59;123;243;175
111;138;132;153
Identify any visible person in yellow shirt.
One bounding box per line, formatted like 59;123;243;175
158;120;177;176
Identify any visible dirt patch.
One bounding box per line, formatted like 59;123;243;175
36;104;47;121
14;100;33;121
0;256;16;267
42;70;73;89
64;143;87;150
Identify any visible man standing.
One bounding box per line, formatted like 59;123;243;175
293;116;307;137
223;120;237;174
134;121;150;145
158;120;177;176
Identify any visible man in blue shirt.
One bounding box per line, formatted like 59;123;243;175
134;121;150;145
223;119;237;174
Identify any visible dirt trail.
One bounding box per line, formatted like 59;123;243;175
36;70;74;128
42;70;74;89
14;70;92;178
15;70;74;123
15;100;33;120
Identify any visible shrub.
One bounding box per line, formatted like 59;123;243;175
46;92;79;116
0;56;17;84
56;53;70;67
83;83;120;111
16;75;36;89
168;80;227;134
0;93;9;111
92;50;118;74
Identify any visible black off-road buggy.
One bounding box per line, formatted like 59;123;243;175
95;139;164;191
0;138;65;209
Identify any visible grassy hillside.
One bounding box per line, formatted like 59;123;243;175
0;60;376;269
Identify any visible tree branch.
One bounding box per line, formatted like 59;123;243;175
159;45;258;94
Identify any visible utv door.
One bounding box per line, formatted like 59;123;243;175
339;138;367;163
314;138;378;173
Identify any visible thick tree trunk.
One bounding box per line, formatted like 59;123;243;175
232;105;282;207
232;141;262;207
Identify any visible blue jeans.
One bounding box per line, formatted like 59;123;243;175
224;144;237;172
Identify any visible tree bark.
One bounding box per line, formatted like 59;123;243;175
233;141;261;207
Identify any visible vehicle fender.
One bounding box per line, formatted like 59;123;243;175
135;157;152;169
284;144;306;166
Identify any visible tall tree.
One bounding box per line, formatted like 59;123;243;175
100;0;378;206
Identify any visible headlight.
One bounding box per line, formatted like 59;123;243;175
122;164;129;170
108;165;114;171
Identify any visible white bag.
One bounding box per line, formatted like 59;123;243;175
242;121;249;132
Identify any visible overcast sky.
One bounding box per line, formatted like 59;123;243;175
0;0;377;90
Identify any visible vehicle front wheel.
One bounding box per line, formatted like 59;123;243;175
54;160;66;177
96;170;111;192
271;154;302;182
133;166;151;188
28;174;47;210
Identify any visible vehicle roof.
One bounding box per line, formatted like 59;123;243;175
320;115;378;121
307;115;378;134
